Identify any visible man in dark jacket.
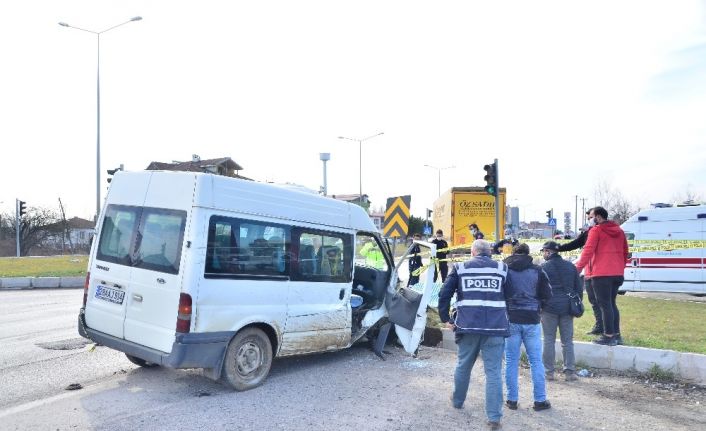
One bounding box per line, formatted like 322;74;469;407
503;243;553;412
407;233;423;286
430;229;449;282
540;241;582;381
438;240;508;429
557;213;603;336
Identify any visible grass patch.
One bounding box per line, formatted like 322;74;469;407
0;255;88;277
572;295;706;354
428;294;706;354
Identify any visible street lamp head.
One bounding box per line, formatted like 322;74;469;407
58;22;70;27
131;16;143;21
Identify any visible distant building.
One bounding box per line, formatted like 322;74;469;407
44;217;95;250
146;154;251;180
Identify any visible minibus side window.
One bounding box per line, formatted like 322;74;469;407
205;216;291;279
291;230;353;282
132;208;187;275
96;205;140;266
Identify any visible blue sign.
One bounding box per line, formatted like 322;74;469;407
423;225;432;235
548;218;557;227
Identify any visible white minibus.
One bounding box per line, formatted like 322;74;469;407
78;171;435;390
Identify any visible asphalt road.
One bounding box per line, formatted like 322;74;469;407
1;288;704;430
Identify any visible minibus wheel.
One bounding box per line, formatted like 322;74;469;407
222;327;273;391
125;353;159;368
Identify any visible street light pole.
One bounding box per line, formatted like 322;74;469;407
423;164;455;197
59;16;142;221
319;153;330;196
338;132;384;204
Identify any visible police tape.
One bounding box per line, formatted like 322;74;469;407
406;239;706;277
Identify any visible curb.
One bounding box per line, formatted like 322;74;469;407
0;276;84;290
437;328;706;385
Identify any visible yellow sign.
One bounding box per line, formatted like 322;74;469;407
383;195;411;237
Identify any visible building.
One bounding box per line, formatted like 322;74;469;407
146;154;251;180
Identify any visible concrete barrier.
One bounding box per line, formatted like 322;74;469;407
437;328;706;385
31;277;60;288
1;277;32;289
0;276;84;290
60;276;84;288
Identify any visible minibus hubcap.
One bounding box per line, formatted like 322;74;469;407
236;341;261;375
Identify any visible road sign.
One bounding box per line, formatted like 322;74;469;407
423;225;431;235
383;195;411;238
548;217;557;227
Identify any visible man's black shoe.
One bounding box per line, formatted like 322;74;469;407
505;400;518;410
586;326;603;335
533;400;552;411
592;335;617;346
615;334;624;345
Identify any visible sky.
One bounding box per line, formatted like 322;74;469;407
2;1;705;230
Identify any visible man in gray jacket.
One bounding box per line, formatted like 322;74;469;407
540;241;583;381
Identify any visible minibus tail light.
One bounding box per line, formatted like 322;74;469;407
176;293;192;333
83;272;90;306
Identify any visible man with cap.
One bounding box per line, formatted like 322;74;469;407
557;211;602;336
540;240;583;381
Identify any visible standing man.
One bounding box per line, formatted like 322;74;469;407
469;223;485;240
557;211;603;336
430;229;449;282
574;206;629;346
503;243;553;412
407;233;423;286
540;241;582;381
438;240;509;430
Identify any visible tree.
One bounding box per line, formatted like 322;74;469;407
407;215;432;237
0;206;62;256
670;185;703;205
593;180;637;225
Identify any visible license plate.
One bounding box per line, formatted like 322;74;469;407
95;285;125;305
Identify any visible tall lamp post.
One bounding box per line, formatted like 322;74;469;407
319;153;330;196
59;16;142;221
423;164;455;197
338;132;384;204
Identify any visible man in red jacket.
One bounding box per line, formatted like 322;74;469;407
574;206;630;346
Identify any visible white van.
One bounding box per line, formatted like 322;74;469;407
78;171;435;390
621;205;706;295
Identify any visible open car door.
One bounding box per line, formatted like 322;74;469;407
382;240;438;354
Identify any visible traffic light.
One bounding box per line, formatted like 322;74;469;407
546;209;553;219
19;201;27;217
483;161;498;196
426;208;433;218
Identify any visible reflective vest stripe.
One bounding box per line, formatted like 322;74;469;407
456;299;507;308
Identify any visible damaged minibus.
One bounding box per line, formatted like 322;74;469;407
78;171;435;390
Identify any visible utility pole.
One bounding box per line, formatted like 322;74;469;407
581;198;588;226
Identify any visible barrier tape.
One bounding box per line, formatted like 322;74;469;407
404;239;706;277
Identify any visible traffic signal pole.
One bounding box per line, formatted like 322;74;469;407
15;199;20;257
494;158;500;241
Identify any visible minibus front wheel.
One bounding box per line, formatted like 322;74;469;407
222;327;273;391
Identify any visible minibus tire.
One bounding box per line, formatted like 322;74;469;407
222;327;273;391
125;353;159;368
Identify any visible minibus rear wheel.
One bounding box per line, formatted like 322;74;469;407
222;327;273;391
125;353;159;368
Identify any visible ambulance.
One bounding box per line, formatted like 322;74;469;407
78;170;436;390
621;204;706;295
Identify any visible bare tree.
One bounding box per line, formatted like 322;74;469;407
0;206;63;256
593;180;637;225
